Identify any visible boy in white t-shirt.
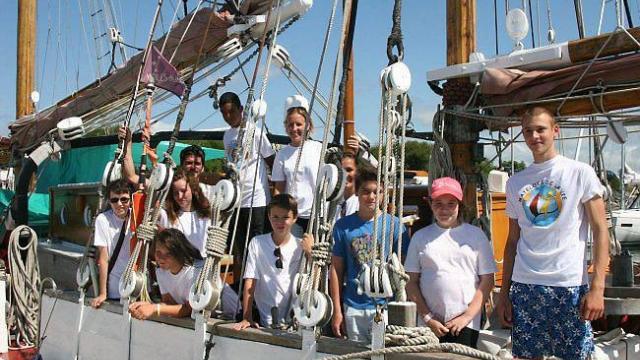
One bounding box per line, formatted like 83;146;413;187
496;107;609;360
233;194;312;330
91;179;133;308
219;92;276;284
405;177;496;348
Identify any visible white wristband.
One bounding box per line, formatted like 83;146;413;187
422;312;433;324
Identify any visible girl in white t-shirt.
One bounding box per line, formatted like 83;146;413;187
128;228;202;319
404;177;496;349
159;168;211;258
272;104;322;236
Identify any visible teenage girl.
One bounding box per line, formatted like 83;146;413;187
404;177;496;348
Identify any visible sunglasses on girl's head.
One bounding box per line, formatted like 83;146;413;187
109;196;131;204
273;247;283;269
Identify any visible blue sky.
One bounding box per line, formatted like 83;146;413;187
1;0;638;170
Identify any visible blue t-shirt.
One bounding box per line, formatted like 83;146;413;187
332;213;410;310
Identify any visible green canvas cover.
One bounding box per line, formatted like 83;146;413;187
35;141;224;193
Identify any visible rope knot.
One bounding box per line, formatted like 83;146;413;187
206;225;228;258
311;242;331;266
136;223;156;243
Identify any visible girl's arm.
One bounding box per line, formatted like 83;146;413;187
233;278;259;330
406;272;449;337
90;246;109;308
445;274;494;335
128;294;192;319
157;293;192;318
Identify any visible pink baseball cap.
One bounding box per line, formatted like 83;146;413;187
430;177;463;201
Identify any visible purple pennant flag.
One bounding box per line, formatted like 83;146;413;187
141;45;186;97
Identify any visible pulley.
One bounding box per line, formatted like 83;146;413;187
358;261;393;299
271;44;291;69
149;163;174;192
214;179;240;212
118;271;144;299
102;160;122;187
292;272;310;297
292;289;333;328
250;99;268;120
380;62;411;96
189;279;222;312
213;38;243;62
57;116;86;141
318;163;346;202
76;262;91;288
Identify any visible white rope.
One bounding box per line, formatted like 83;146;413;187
289;0;341;199
323;325;497;360
7;226;41;348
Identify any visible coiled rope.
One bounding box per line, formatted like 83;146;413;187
7;225;41;348
323;325;497;360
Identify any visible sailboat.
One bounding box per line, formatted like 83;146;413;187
4;1;640;359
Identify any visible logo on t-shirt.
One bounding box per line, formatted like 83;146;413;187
519;179;566;227
351;234;377;266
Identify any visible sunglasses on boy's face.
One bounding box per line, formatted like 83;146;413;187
273;247;283;269
109;196;131;204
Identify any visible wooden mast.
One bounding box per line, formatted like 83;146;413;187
343;55;355;153
16;0;37;118
444;0;479;220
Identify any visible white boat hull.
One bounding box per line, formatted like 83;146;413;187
39;295;334;360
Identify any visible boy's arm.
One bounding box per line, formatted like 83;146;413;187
581;196;608;321
329;255;346;338
497;218;520;327
264;154;275;169
90;246;109;308
233;278;258;330
118;126;140;185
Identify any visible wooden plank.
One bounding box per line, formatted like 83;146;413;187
568;27;640;64
555;88;640;116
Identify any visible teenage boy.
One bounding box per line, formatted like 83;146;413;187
496;107;609;360
329;168;410;342
233;194;311;330
219;92;276;283
91;179;133;308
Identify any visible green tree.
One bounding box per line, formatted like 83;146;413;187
369;140;432;170
500;160;526;175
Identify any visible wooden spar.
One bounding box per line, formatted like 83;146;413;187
339;0;357;153
568;27;640;63
343;54;355;153
16;0;36;118
444;0;480;221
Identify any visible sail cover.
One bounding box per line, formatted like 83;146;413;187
9;8;231;152
480;53;640;117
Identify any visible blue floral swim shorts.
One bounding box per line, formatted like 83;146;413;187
510;282;594;360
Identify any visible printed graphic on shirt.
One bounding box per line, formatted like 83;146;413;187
519;179;566;227
351;234;376;266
